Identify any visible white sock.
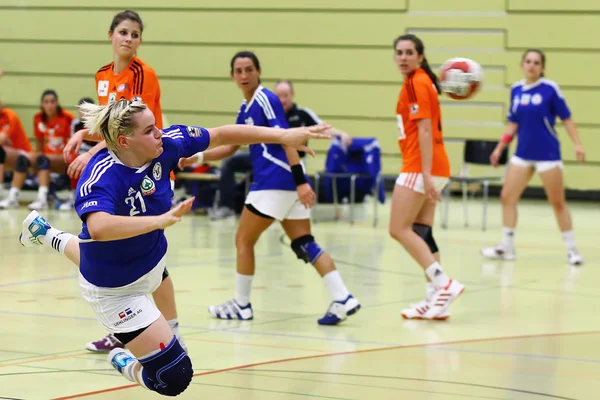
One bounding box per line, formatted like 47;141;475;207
561;230;577;252
8;187;19;201
426;281;435;301
38;186;49;201
122;359;151;390
322;270;350;302
235;273;253;306
425;262;450;288
122;358;140;383
501;227;515;248
40;228;76;254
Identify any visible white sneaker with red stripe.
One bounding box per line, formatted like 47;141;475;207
422;279;465;320
401;299;450;320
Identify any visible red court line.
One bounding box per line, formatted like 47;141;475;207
51;329;600;400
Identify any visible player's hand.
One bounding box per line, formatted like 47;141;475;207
63;128;89;162
67;152;92;179
177;155;199;170
296;183;316;209
156;197;195;229
574;144;585;163
423;174;441;204
280;123;332;157
489;148;502;167
0;132;12;147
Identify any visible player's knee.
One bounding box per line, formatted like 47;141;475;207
140;337;193;397
0;146;5;164
412;223;438;254
15;154;31;173
35;154;50;170
291;234;324;264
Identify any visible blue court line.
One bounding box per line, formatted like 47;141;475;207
0;309;598;365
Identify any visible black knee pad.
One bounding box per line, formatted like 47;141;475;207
140;336;193;396
15;154;31;173
0;146;5;164
291;234;325;265
412;223;439;254
35;154;50;170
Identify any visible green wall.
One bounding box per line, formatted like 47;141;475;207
0;0;598;190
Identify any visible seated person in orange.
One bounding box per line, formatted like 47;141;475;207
0;101;33;201
0;90;74;210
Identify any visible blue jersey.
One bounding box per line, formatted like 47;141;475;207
75;125;210;288
507;78;571;161
236;85;302;191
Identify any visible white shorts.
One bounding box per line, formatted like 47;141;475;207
395;172;449;194
79;256;166;334
510;155;563;173
245;189;310;221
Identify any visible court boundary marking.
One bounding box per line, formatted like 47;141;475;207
50;329;598;399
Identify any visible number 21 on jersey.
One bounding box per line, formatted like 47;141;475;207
396;114;406;141
125;191;147;216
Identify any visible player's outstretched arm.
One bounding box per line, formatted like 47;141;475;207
206;124;332;156
86;198;195;241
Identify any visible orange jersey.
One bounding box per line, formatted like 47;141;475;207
0;107;32;152
34;110;75;155
396;68;450;177
95;57;163;129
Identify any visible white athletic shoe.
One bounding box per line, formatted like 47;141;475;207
208;299;253;320
421;279;465;320
568;250;584;266
19;210;50;247
317;295;361;325
401;299;450;320
27;199;48;210
0;197;19;209
481;244;516;261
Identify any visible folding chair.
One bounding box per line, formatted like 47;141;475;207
440;140;509;231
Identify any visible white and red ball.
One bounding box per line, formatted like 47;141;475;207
439;58;483;100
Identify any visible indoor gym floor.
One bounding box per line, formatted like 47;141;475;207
0;196;598;400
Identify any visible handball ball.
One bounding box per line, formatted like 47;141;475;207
439;57;483;100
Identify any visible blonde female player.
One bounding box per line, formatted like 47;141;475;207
390;34;464;320
481;49;585;265
19;99;330;394
180;51;360;325
61;9;177;353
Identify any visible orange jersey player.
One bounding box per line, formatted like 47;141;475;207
389;34;464;322
34;108;75;155
396;68;450;181
95;56;162;129
0;103;33;200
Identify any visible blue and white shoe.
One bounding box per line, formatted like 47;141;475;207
318;295;361;326
108;348;136;374
19;210;50;247
208;299;253;320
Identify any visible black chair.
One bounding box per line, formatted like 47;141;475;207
440;140;509;231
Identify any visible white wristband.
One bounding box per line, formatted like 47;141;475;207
194;152;204;166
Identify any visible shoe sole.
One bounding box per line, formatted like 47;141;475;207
480;249;516;261
401;313;450;321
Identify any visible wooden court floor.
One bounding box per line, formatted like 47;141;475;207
0;197;599;399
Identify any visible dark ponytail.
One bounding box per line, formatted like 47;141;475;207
393;34;441;94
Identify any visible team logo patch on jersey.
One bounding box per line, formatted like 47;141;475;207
141;176;156;196
37;122;46;132
520;94;531;105
117;83;128;92
186;126;202;137
98;80;109;96
153;162;162;180
245;117;254;126
531;94;543;105
108;93;117;103
410;104;419;115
